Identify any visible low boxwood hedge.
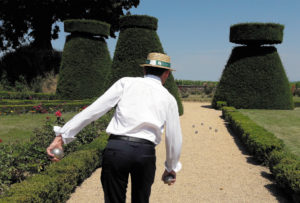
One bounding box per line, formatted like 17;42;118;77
294;101;300;107
222;106;300;201
0;134;108;203
0;100;92;115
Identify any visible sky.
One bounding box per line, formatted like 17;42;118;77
52;0;300;81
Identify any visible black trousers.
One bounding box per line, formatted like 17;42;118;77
101;138;156;203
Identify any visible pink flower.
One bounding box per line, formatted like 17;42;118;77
55;110;62;117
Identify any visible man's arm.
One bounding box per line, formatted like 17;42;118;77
163;99;182;184
47;78;125;159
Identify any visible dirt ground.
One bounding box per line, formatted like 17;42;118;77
67;102;289;203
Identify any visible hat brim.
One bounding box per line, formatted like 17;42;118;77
140;64;175;71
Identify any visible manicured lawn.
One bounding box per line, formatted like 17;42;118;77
240;108;300;158
0;112;77;144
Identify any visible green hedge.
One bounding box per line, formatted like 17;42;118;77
0;99;88;105
212;46;294;109
222;106;300;201
230;23;284;45
0;91;56;100
0;135;108;202
0;100;92;115
110;15;183;115
56;20;112;99
64;19;110;37
120;15;158;30
295;101;300;107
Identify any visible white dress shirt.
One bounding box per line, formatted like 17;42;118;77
54;74;182;172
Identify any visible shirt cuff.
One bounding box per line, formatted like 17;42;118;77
53;126;75;144
165;161;182;173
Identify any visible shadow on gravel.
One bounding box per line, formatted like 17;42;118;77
223;123;291;202
200;104;213;109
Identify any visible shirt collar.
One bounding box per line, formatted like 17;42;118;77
144;74;162;85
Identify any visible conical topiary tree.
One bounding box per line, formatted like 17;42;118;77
212;23;294;109
109;15;183;115
56;19;112;99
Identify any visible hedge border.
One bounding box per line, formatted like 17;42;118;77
0;101;92;115
222;106;300;202
0;134;109;202
294;101;300;107
120;15;158;30
230;23;284;45
64;19;110;37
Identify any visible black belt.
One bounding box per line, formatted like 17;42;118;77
109;135;155;146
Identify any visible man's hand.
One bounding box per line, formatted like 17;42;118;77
161;170;176;186
46;135;64;162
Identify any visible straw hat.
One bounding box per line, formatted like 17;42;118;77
140;52;175;71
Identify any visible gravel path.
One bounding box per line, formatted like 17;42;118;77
67;102;289;203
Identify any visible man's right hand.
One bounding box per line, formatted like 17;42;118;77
161;170;176;186
46;135;64;162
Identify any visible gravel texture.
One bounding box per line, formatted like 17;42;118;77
67;102;289;203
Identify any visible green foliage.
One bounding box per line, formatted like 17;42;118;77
64;19;110;37
120;15;158;30
0;112;112;195
56;25;112;99
212;46;294;109
0;0;140;51
0;100;92;115
223;107;300;199
0;135;108;202
0;91;56;100
175;79;218;86
223;107;284;163
0;46;61;85
216;101;227;109
110;15;183;115
230;23;284;45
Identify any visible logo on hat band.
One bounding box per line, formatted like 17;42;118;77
146;60;171;68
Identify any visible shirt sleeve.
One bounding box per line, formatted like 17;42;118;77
164;98;182;173
53;78;125;144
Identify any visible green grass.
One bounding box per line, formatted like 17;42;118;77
239;108;300;158
0;112;77;144
294;96;300;102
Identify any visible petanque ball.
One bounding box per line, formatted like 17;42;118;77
51;148;64;159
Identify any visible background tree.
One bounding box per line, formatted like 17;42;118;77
0;0;140;51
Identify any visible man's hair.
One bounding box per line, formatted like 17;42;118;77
144;66;168;77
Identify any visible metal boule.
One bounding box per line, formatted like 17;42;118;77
51;148;64;159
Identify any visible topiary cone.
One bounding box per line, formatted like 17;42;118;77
109;15;183;115
56;19;112;99
212;23;293;109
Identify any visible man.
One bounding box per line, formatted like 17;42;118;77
47;52;182;203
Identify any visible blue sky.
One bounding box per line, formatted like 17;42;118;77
52;0;300;81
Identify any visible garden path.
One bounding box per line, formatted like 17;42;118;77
67;102;289;203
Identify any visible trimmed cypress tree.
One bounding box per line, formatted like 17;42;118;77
56;19;112;99
212;23;293;109
110;15;183;115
